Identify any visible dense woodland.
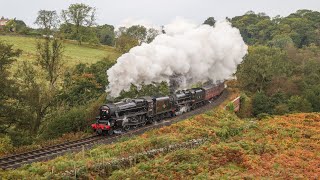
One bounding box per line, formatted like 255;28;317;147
0;4;320;152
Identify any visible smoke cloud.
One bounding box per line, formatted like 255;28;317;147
107;19;248;97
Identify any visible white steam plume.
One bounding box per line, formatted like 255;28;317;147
107;19;248;97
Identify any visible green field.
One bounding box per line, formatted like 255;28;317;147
0;35;120;67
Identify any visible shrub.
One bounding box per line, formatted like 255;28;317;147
256;113;270;120
0;136;13;154
274;103;290;115
252;91;273;116
288;95;313;112
226;102;235;112
41;106;90;140
237;93;253;118
7;131;34;147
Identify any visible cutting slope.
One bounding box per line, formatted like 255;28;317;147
1;111;318;179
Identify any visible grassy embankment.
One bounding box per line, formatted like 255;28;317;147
1;107;319;179
0;35;120;67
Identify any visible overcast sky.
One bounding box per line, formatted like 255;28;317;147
1;0;319;27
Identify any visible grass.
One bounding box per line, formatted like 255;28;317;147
0;35;121;67
0;92;319;179
0;109;243;178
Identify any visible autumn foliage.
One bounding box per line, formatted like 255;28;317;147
1;111;319;179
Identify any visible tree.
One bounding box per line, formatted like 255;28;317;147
96;24;115;45
203;17;216;27
236;46;288;92
268;35;294;48
59;23;75;39
304;85;320;112
35;10;60;36
114;25;154;52
115;34;139;53
230;12;275;45
36;38;64;88
15;62;55;134
288;95;313;112
0;41;21;70
146;28;160;43
0;41;22;134
15;19;29;34
116;25;159;45
78;26;100;45
272;10;320;47
62;3;96;45
126;25;147;44
60;58;115;106
4;19;16;32
252;91;273;116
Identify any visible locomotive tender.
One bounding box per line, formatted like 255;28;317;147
91;82;225;135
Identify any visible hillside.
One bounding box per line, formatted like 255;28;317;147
1;109;319;179
0;35;120;66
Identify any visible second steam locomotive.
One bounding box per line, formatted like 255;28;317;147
91;82;225;135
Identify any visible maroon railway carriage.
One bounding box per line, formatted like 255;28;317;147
203;82;225;101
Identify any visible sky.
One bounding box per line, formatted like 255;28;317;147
0;0;319;27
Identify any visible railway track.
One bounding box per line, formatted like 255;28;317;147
0;90;228;170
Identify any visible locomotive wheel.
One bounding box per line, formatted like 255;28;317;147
141;120;146;126
139;116;146;126
149;118;155;124
108;129;114;135
97;129;103;135
140;117;147;126
123;124;130;131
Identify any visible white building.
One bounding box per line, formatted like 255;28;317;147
0;16;9;26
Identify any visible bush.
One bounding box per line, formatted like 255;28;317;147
252;91;273;116
226;102;235;112
0;136;13;154
304;85;320;112
288;95;313;112
274;103;290;115
256;113;270;120
41;106;90;140
237;93;253;118
7;131;34;147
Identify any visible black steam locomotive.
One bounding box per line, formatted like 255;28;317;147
91;82;225;135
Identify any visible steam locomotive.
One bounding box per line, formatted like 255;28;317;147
91;82;225;135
